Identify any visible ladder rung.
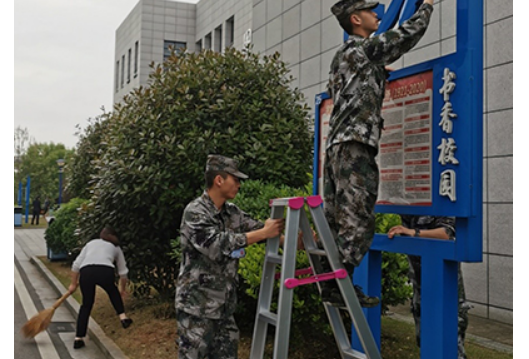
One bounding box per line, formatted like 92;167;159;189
342;348;368;359
266;253;282;264
306;248;327;256
269;197;292;206
258;310;277;326
269;197;305;209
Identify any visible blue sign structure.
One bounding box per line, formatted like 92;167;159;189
24;176;31;224
314;0;483;357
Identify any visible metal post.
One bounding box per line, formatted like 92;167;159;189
18;181;22;206
57;159;65;206
25;176;30;223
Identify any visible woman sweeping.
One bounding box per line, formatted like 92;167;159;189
68;226;133;349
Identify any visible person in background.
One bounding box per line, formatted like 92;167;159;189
175;155;285;359
68;226;133;349
31;196;41;225
322;0;435;307
388;216;471;359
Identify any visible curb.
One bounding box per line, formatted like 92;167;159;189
30;256;130;359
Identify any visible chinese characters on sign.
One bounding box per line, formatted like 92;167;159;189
438;68;458;201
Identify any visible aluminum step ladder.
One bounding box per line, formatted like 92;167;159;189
249;195;381;359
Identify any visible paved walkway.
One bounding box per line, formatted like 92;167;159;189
14;228;129;359
14;228;513;358
387;304;513;354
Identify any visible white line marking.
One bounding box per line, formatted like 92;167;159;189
14;262;61;359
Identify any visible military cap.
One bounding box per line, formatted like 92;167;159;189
205;154;249;179
331;0;379;19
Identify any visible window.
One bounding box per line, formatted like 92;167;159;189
196;39;202;53
115;61;120;93
204;33;212;50
225;16;234;48
163;40;186;61
214;25;222;52
127;48;131;83
134;41;139;77
120;55;125;88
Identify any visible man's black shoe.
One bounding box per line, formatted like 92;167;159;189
354;285;380;308
321;285;346;308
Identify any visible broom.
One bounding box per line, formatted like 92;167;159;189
21;291;71;338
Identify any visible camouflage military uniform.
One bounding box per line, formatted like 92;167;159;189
175;156;263;359
325;1;434;269
401;215;471;359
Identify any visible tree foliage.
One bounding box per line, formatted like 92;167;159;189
74;47;313;299
67;112;112;200
14;141;75;206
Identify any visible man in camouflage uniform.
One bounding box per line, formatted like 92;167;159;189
175;154;284;359
388;216;472;359
323;0;434;307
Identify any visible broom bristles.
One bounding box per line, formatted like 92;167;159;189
21;307;56;338
21;292;71;338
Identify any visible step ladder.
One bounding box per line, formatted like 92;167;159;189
249;195;381;359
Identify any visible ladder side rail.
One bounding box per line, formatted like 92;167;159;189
326;305;374;359
334;275;381;359
323;304;356;359
250;204;285;358
299;210;352;359
308;204;382;359
273;206;301;359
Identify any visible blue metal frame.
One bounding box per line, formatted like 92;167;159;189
313;92;331;195
25;175;31;223
314;1;483;357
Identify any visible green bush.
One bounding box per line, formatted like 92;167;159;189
375;213;412;313
73;47;313;299
44;198;90;260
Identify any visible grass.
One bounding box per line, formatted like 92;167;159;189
39;257;513;359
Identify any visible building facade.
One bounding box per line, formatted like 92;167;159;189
114;0;513;324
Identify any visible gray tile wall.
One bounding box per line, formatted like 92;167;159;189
114;0;196;103
480;0;513;324
196;0;253;52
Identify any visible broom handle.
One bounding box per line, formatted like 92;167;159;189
52;292;71;310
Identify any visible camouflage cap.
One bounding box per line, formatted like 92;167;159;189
331;0;379;19
205;154;249;179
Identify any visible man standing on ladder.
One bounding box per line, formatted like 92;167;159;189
323;0;434;307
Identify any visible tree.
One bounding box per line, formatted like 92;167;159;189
75;47;313;298
15;142;75;206
14;126;33;197
67;112;112;200
14;126;32;162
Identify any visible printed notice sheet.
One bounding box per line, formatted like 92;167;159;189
377;71;434;206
